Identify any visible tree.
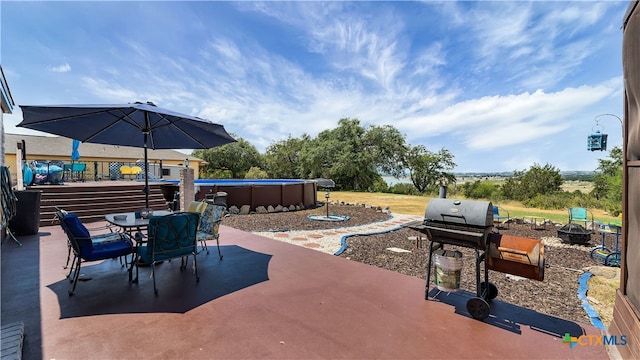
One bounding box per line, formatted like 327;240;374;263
591;146;623;214
405;146;456;193
244;166;269;179
462;180;499;199
297;118;408;190
500;163;562;201
192;136;263;179
264;135;310;178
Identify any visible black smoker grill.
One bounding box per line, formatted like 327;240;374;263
407;198;497;320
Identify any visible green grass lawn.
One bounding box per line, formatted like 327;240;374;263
320;191;621;225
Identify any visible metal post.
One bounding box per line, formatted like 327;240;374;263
439;185;447;198
325;192;330;218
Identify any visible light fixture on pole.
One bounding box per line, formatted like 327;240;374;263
588;113;623;152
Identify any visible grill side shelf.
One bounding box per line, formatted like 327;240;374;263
426;226;484;238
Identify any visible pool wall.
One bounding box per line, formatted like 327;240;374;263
162;179;318;211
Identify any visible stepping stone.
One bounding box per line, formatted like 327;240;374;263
386;247;412;253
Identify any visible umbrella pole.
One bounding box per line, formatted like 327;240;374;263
143;131;150;209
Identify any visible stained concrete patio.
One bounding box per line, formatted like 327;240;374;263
1;223;612;359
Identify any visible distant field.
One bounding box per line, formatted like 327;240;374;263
320;190;619;225
455;178;594;194
561;180;594;193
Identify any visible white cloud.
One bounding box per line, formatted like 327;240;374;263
396;81;617;151
48;63;71;73
1;1;628;172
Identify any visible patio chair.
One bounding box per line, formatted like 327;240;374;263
58;211;134;296
196;202;227;259
120;165;142;180
492;206;510;229
133;212;200;295
130;165;142;175
187;200;206;214
54;207;124;276
569;207;595;230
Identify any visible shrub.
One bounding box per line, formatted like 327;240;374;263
369;178;390;193
523;192;572;210
388;183;421;196
463;180;498;199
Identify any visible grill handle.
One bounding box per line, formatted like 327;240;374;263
439;213;469;227
497;247;528;256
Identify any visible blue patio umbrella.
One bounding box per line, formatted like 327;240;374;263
17;102;236;208
71;139;80;162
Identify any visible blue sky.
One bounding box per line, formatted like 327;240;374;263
0;1;629;173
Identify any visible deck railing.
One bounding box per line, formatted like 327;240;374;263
13;160;165;185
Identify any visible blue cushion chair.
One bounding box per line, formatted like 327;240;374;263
196;203;226;259
133;212;200;295
55;207;122;275
58;211;133;296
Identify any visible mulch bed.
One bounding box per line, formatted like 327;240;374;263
222;204;618;325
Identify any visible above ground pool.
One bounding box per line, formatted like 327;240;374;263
161;179;318;211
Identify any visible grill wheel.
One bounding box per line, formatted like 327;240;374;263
480;281;498;301
466;297;490;320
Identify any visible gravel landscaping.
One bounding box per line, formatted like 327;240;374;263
222;203;619;325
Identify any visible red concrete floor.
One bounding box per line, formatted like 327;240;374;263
1;223;612;359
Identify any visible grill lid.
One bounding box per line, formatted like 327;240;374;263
425;198;493;227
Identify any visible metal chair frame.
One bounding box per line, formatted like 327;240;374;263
54;207;121;276
132;212;200;295
195;203;226;259
58;211;133;296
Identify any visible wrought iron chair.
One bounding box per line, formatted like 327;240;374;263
132;212;200;295
54;207;125;276
58;211;134;296
196;203;226;259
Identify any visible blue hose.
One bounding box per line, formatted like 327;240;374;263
577;272;606;330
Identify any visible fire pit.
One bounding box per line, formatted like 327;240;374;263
557;223;591;245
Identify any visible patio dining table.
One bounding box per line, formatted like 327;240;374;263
105;210;174;244
105;210;173;231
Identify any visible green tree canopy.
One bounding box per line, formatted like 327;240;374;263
405;146;456;193
297;118;407;190
264;134;310;179
192;136;263;179
501;163;563;201
591;146;622;215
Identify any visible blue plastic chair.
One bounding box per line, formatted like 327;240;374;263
569;207;594;230
133;212;200;295
492;206;510;229
59;212;133;296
